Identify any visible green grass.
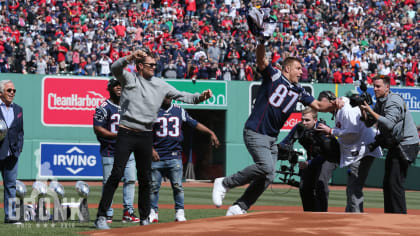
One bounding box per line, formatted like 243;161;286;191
0;184;420;235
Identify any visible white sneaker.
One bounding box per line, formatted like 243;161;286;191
94;216;110;230
212;177;229;208
148;209;159;223
226;205;247;216
175;209;187;222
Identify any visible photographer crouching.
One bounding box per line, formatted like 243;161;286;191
360;75;419;214
279;107;338;212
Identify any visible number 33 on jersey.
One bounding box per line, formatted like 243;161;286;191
153;104;198;160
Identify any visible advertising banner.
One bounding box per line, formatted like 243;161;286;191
42;77;109;126
167;80;227;109
358;86;420;112
39;143;102;179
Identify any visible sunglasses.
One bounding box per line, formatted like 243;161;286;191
6;88;16;93
143;63;157;67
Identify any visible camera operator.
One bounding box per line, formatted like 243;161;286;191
280;107;338;212
360;76;419;214
316;91;382;213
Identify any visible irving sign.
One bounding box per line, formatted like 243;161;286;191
42;77;109;127
39;143;103;179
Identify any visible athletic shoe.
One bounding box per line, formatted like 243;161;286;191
140;219;150;226
175;209;187;222
94;216;110;230
106;216;113;223
212;177;229;207
148;209;159;223
226;205;247;216
122;210;140;223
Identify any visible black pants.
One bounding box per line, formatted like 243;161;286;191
97;127;153;220
299;160;337;212
383;143;419;214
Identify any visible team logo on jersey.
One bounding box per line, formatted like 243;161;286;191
93;109;106;122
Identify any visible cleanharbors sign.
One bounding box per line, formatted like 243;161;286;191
42;77;108;126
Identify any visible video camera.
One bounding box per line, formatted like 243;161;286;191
276;143;303;188
349;80;373;107
277;143;303;164
368;132;402;152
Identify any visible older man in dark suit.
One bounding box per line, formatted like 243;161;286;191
0;80;24;224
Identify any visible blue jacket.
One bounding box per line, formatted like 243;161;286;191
0;103;24;159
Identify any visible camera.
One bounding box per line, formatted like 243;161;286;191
368;133;400;152
367;135;384;152
297;119;341;164
349;80;373;107
277;143;302;164
276;143;303;188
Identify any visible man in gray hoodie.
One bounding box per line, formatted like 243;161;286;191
94;48;213;229
360;75;419;214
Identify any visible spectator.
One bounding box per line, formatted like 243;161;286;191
207;40;221;63
162;60;177;79
47;57;59;75
0;0;417;84
185;0;197;18
36;55;48;74
0;52;8;72
99;53;112;77
222;63;233;81
175;58;187;79
226;47;240;64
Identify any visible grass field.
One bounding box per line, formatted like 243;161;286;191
1;183;420;235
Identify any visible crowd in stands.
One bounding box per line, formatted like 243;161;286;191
0;0;418;85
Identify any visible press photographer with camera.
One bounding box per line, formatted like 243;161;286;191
360;75;419;214
316;90;382;213
279;107;338;212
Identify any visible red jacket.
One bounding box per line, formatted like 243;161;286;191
405;72;415;86
333;71;343;84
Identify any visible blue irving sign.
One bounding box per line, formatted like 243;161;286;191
357;87;420;112
39;143;103;179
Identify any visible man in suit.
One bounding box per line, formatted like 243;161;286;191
0;80;24;224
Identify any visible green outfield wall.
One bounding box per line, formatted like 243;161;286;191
0;74;419;189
